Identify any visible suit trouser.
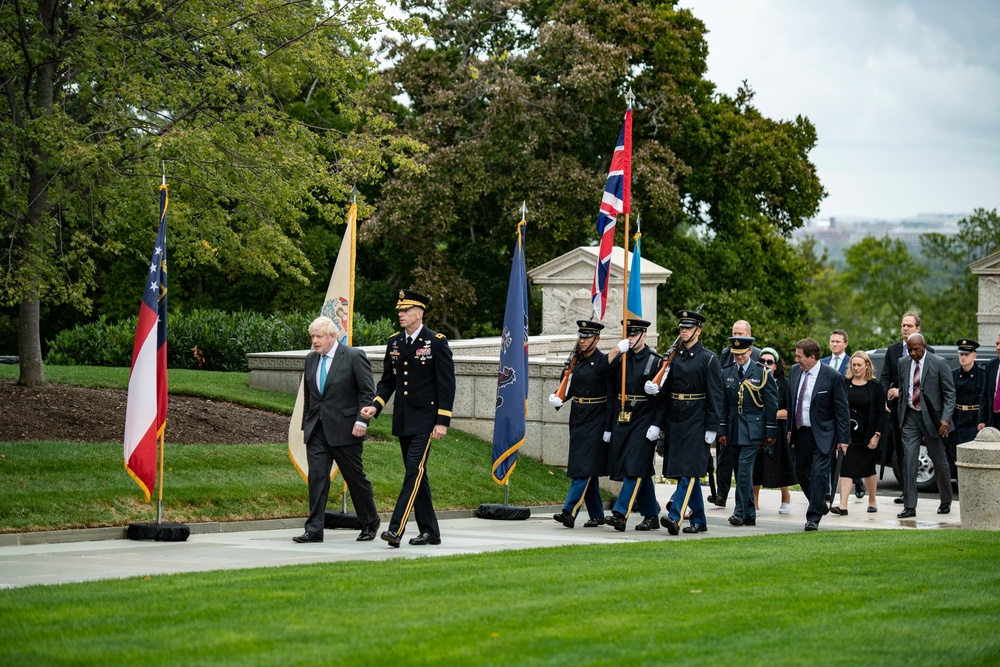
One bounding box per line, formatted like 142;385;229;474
733;443;760;521
612;476;658;518
563;476;605;519
389;433;439;537
305;429;378;534
900;407;953;510
793;427;831;524
716;442;740;501
667;477;706;526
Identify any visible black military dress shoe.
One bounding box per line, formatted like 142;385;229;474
660;516;679;535
713;497;727;508
380;530;401;548
553;510;575;528
357;519;381;542
855;480;866;498
897;508;917;519
605;511;627;532
292;531;323;543
635;516;660;531
705;494;716;505
937;504;951;515
682;524;707;534
894;495;905;504
409;532;441;546
583;517;605;528
804;521;818;532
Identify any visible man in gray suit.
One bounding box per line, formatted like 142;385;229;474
786;338;851;531
294;316;380;543
894;333;956;517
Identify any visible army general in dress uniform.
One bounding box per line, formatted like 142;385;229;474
360;290;456;548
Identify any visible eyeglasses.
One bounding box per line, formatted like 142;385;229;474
761;359;775;366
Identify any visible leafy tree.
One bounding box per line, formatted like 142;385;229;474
0;0;423;385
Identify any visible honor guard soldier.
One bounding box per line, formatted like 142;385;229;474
952;339;983;464
359;290;456;548
660;310;724;535
603;318;665;532
718;336;778;527
548;321;612;528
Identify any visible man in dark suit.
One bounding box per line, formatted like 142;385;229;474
361;290;456;548
295;316;380;544
820;329;850;377
896;333;955;517
786;338;850;531
977;334;1000;431
879;312;926;504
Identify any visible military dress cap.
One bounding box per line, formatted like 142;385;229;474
729;336;756;353
676;309;706;328
623;318;651;335
396;289;429;310
576;320;605;338
956;339;980;353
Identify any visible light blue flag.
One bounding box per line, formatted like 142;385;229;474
625;226;642;320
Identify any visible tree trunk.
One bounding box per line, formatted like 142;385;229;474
17;298;47;387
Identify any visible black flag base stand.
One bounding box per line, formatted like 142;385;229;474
126;522;190;541
325;483;363;529
475;483;530;520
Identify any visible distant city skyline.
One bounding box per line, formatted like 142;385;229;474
680;1;1000;221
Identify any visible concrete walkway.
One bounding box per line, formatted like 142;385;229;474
0;486;959;590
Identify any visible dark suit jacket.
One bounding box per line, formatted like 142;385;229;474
978;358;1000;428
896;351;955;435
786;362;851;455
819;355;850;377
302;345;375;446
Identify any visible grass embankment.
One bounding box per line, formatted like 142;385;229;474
2;531;999;665
0;365;576;532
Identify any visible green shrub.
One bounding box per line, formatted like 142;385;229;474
45;310;397;372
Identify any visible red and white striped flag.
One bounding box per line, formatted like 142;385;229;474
591;105;632;320
124;185;169;502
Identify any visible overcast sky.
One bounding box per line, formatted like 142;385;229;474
678;0;1000;220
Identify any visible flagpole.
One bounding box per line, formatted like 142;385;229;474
619;88;635;418
158;166;167;525
347;186;357;347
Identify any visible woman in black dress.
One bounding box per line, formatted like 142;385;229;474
832;350;886;515
753;347;796;514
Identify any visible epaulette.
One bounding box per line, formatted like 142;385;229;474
436;333;446;339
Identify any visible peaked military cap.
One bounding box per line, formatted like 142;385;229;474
729;336;755;353
396;289;428;310
623;318;651;335
576;320;605;338
956;339;980;353
676;309;706;328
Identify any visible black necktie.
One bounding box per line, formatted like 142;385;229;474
406;335;413;347
738;365;745;380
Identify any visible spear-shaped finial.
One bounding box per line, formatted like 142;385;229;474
519;201;528;220
625;87;635;109
161;160;166;186
350;184;358;205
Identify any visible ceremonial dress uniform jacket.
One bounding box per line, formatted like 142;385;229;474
372;328;456;436
562;349;612;478
953;363;984;446
662;340;724;478
719;360;778;447
605;345;663;480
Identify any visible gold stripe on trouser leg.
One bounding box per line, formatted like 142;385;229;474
623;477;642;521
397;433;433;535
569;478;590;518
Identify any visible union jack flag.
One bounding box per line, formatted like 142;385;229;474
591;106;632;320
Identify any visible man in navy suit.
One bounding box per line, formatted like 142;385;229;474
820;330;850;377
786;338;851;531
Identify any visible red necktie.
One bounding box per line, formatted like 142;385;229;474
911;361;921;409
795;370;809;427
993;370;1000;413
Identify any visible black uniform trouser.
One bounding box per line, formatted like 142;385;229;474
305;428;378;534
716;441;740;501
389;433;439;537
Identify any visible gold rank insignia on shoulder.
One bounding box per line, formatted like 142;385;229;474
436;333;446;339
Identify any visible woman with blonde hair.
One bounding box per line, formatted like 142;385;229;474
831;350;885;514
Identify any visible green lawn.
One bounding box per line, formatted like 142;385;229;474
2;530;998;666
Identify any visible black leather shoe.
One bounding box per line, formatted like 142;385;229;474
823;504;830;516
804;521;818;531
292;531;323;543
743;518;756;526
728;514;744;526
409;532;441;546
357;519;381;542
682;524;707;533
553;511;575;528
635;516;660;531
380;530;401;548
894;495;905;504
583;517;605;528
605;511;627;532
897;508;917;519
713;497;727;508
705;494;716;505
660;516;679;535
855;480;865;498
937;504;951;515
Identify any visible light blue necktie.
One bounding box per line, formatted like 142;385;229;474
832;357;840;372
319;356;329;393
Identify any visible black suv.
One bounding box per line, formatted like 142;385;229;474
867;344;996;491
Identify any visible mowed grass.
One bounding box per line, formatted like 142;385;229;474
2;530;999;666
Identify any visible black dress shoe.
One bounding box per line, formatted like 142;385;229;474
660;516;680;535
713;497;727;508
380;530;401;548
897;508;917;519
705;494;716;505
728;514;744;526
605;511;627;532
292;531;323;543
635;516;660;531
409;532;441;546
804;521;818;531
357;519;381;541
682;524;707;533
583;517;605;528
894;495;905;504
743;518;756;526
937;504;951;515
855;480;866;498
553;510;575;528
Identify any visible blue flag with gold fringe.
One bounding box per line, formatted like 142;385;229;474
626;222;642;320
491;215;529;485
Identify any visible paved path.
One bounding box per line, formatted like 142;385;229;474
0;486;959;589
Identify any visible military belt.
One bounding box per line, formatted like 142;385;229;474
671;392;705;401
956;404;979;411
574;396;607;405
616;394;648;403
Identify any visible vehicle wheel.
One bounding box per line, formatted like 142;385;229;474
915;445;937;493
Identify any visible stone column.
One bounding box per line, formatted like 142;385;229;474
956;427;1000;530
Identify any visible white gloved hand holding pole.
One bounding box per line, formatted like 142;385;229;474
548;394;563;408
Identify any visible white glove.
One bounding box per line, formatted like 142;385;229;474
603;431;611;443
616;339;630;354
704;431;717;444
548;394;563;408
646;425;661;441
644;380;660;396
